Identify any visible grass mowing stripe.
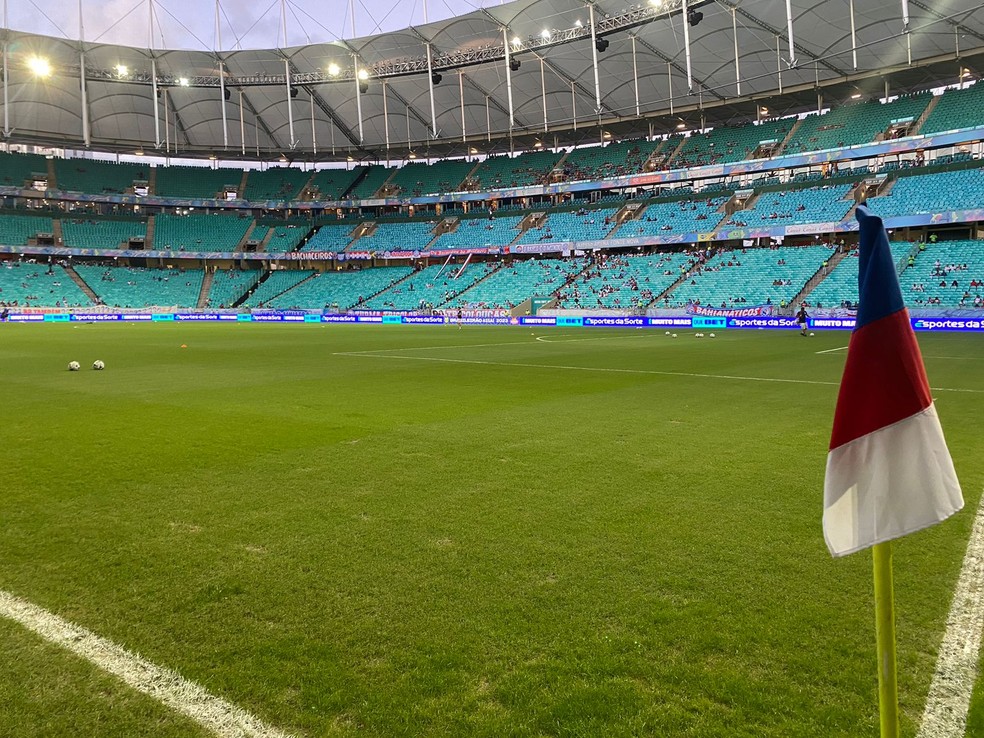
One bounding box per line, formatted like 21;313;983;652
0;590;293;738
334;350;984;394
916;491;984;738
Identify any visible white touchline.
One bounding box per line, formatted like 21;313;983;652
815;345;849;355
333;351;984;394
916;492;984;738
0;590;293;738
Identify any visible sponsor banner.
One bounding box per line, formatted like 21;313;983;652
70;313;121;321
459;316;512;325
912;317;984;331
811;317;857;329
519;316;558;326
121;313;153;321
583;316;647;327
688;303;774;317
402;315;446;324
321;314;358;323
727;316;800;329
646;316;694;327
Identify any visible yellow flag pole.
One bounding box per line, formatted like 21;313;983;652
873;541;900;738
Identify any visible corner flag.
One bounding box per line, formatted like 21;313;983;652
822;205;963;557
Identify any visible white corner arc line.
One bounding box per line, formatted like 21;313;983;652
916;491;984;738
0;590;293;738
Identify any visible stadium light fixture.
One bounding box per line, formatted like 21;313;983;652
509;58;521;72
574;19;582;27
408;151;417;159
469;147;479;154
178;77;190;87
649;0;662;7
533;140;543;148
115;64;129;78
327;63;340;76
687;8;703;26
595;37;610;53
540;30;551;40
512;36;522;46
676;122;686;129
850;92;862;99
27;56;52;78
961;68;973;78
357;69;369;80
431;72;442;85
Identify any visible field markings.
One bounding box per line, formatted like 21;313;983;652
0;589;293;738
916;490;984;738
333;350;984;394
815;345;849;355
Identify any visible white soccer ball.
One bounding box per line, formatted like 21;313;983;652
665;331;671;335
809;332;815;337
672;333;677;338
709;333;716;338
68;361;80;371
92;360;105;370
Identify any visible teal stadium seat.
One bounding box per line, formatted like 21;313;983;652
55;159;147;195
243;167;311;201
556;251;695;310
61;218;146;249
363;262;497;310
266;266;414;310
446;257;586;309
0;263;92;307
432;215;523;250
154;165;244;198
75;265;203;308
385;160;475;196
206;269;263;308
0;214;55;245
154;213;252;252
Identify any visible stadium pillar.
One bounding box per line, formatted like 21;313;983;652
849;0;858;69
631;35;640;117
540;56;547;131
80;51;91;146
310;93;317;155
502;28;515;130
152;58;161;148
784;0;796;68
382;79;390;155
776;35;783;94
284;59;296;149
588;4;602;110
218;61;228;149
732;8;741;96
353;53;364;144
426;43;438;137
681;0;694;92
459;71;466;142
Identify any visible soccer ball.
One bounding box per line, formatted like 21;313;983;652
709;333;716;338
92;360;105;370
68;361;80;371
809;332;815;337
665;331;671;335
671;333;678;338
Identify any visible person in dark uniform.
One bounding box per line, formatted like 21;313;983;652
796;304;809;336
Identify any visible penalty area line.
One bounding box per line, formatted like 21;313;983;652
916;491;984;738
0;590;293;738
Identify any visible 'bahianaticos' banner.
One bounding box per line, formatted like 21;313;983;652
687;303;775;317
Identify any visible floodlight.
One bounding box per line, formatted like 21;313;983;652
357;69;369;80
541;29;550;40
327;63;340;76
27;56;51;78
178;77;190;87
512;36;522;46
115;64;128;78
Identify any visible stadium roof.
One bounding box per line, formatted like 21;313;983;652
3;0;984;161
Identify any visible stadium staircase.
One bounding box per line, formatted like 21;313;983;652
52;219;64;245
351;269;416;309
650;258;700;307
258;228;275;251
446;261;504;304
774;118;804;157
910;94;941;135
233;270;319;308
238;170;249;197
148;167;158;195
46;158;57;189
64;265;100;303
640;139;670;172
196;270;215;308
790;247;847;307
145;215;156;249
238;221;258;251
343;168;372;199
664;137;689;167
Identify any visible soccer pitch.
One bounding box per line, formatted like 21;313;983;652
1;323;982;737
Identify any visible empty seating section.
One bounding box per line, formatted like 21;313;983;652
75;265;203;308
468;150;562;190
808;242;913;308
363;262;497;310
866;167;984;217
561;139;663;181
357;221;437;252
448;257;586;309
267;266;414;310
244;167;311;201
514;208;619;245
264;224;310;252
674;119;792;167
206;269;263;308
897;241;984;307
61;218;147;249
0;263;92;307
784;94;932;154
667;245;834;308
303;223;357;253
435;216;522;249
154;165;243;198
247;270;314;307
0;214;54;245
308;167;364;200
726;185;853;228
614;198;727;237
154;213;252;252
0;152;48;187
557;252;694;309
346;166;395;200
386;160;474;196
921;84;984;133
55;159;146;194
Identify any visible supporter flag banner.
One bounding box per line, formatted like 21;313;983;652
822;204;963;557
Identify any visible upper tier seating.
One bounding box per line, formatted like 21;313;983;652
865;167;984;217
447;256;587;309
362;262;498;310
263;224;310;253
561;139;663;182
154;165;244;198
355;221;438;252
432;215;523;249
808;242;914;308
783;93;932;154
614;198;728;237
921;83;984;134
724;185;854;228
667;245;835;308
514;208;620;246
0;152;49;188
468;150;563;190
347;166;395;200
556;251;696;310
302;222;358;253
307;167;365;200
0;214;55;245
75;265;203;308
0;263;92;307
243;167;311;201
206;268;263;309
385;160;475;196
61;218;147;249
153;213;252;252
674;119;793;167
267;266;414;310
55;159;147;195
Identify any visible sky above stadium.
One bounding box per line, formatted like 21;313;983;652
6;0;505;49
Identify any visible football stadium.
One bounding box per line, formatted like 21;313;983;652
1;0;983;735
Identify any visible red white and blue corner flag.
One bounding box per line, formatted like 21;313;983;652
823;204;963;557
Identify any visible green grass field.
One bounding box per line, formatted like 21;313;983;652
0;323;982;737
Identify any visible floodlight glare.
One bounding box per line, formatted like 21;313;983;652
178;77;190;87
357;69;369;80
327;63;340;76
512;36;522;46
27;56;52;78
540;29;550;40
115;64;129;77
